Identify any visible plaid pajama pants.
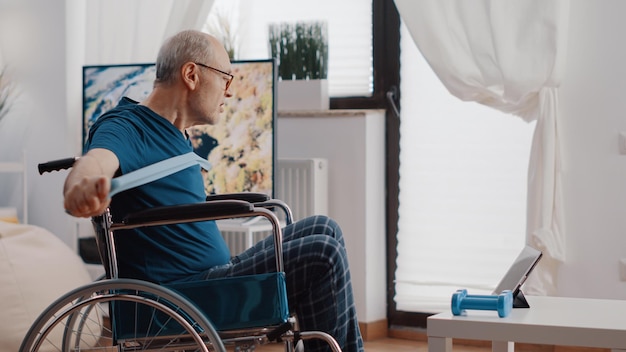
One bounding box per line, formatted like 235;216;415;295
201;215;364;352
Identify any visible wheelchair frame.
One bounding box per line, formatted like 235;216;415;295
20;158;343;352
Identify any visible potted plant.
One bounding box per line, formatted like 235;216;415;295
203;4;239;60
269;21;329;111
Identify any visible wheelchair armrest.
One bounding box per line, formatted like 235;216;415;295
205;193;293;224
205;192;270;204
121;200;255;226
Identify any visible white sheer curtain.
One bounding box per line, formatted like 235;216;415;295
394;0;570;295
85;0;215;64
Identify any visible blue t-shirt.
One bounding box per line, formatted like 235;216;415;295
86;97;230;284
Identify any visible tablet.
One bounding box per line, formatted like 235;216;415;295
492;245;542;307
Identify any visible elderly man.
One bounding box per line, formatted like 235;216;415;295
63;30;363;352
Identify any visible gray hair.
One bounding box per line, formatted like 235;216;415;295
155;30;214;85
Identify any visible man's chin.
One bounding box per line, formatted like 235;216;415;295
208;113;222;125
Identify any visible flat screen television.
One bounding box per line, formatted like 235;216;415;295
82;59;277;198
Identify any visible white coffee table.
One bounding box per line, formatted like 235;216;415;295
427;295;626;352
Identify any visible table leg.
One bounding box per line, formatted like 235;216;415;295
428;336;452;352
492;341;514;352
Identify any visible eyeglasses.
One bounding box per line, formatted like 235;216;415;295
194;62;234;91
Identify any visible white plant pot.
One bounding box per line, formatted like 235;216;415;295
277;79;329;111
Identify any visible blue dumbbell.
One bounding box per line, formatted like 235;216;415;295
451;289;513;318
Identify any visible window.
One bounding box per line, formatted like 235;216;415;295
205;0;373;97
206;0;407;327
394;22;535;314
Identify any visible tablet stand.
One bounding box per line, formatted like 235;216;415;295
513;290;530;308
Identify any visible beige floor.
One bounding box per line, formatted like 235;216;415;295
364;338;489;352
254;338;611;352
254;337;490;352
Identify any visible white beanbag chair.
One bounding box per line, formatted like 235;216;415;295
0;221;94;351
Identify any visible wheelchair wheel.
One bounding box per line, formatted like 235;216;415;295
20;278;226;352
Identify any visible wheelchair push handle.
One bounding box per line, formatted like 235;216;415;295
38;157;78;175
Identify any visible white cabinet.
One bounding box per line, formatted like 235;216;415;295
277;109;386;325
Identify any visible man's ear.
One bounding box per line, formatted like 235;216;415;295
181;62;199;90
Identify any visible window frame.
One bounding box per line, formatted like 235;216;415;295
343;0;533;330
331;0;399;110
329;0;429;331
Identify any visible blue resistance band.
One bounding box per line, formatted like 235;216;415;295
109;152;211;197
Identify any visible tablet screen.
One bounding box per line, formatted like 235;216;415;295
493;245;542;295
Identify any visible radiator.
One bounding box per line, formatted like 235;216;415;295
220;158;329;256
275;158;329;222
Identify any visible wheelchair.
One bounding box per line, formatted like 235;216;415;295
20;156;343;352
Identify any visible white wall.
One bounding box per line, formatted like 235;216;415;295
557;0;626;300
0;0;75;246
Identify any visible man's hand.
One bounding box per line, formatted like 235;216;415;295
63;176;111;217
62;148;119;218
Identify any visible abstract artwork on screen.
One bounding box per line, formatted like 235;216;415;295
83;60;276;197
